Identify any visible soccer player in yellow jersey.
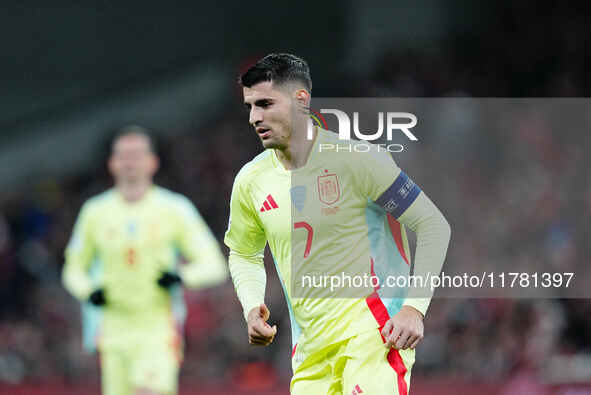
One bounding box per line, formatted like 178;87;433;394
225;53;451;394
62;127;228;395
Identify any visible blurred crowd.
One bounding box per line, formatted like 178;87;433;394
1;4;591;389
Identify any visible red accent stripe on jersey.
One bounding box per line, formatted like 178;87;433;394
365;278;408;395
267;194;279;208
386;213;409;266
263;200;272;211
291;343;298;358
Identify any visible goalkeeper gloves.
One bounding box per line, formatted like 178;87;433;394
88;288;106;306
157;271;182;289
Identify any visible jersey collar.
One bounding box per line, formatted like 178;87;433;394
114;184;156;207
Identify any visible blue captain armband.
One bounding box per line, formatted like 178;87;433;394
374;171;421;218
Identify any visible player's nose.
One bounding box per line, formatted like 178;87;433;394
249;107;263;126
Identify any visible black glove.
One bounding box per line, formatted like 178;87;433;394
88;288;106;306
157;271;182;289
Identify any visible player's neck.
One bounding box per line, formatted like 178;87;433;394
116;182;152;203
275;124;317;170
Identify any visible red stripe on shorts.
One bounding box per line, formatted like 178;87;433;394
387;347;408;395
365;285;408;395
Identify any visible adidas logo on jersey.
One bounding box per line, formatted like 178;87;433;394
352;384;364;394
260;194;279;212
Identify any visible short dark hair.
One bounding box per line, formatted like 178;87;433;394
111;125;156;154
239;53;312;92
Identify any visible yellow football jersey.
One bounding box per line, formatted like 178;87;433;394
63;186;228;351
225;128;418;357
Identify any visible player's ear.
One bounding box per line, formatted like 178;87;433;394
294;88;310;106
293;88;311;117
150;154;160;174
107;155;116;176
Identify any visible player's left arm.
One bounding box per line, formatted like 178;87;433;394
173;197;229;289
359;148;451;350
381;186;451;349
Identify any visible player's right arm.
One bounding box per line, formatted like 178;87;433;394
224;170;276;345
62;202;96;301
355;147;451;349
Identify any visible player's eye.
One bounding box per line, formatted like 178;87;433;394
256;100;272;109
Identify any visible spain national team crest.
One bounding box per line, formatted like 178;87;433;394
317;173;340;205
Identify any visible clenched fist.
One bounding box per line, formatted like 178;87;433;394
247;304;277;346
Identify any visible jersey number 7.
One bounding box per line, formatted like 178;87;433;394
294;222;313;258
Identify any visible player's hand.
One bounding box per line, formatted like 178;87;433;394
88;288;106;306
157;271;182;289
246;303;277;346
381;305;424;350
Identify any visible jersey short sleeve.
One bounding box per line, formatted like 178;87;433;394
224;171;267;255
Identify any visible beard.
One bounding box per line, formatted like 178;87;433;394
258;124;290;150
261;136;287;150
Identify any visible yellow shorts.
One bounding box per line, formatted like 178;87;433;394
291;329;415;395
99;331;182;395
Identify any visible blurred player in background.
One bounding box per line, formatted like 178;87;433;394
225;54;451;394
62;126;228;395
